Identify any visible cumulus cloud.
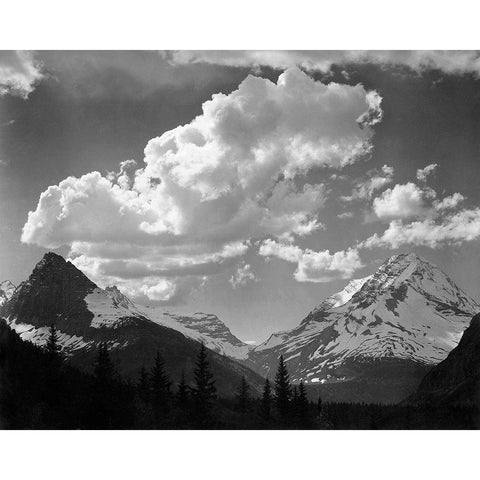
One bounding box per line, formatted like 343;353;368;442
167;51;480;77
0;51;43;98
258;239;363;282
360;166;476;250
372;182;428;220
230;263;258;288
22;68;381;302
416;163;438;182
361;209;480;249
434;192;465;211
342;164;394;202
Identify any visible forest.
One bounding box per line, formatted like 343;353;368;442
0;319;477;429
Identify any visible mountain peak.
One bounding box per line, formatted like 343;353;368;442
36;251;67;266
31;252;97;288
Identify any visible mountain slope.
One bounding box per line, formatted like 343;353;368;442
0;253;263;395
407;313;480;406
247;253;479;403
0;280;16;307
144;307;251;359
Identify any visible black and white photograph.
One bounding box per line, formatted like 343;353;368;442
1;2;480;477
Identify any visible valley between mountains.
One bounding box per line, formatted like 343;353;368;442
1;251;479;405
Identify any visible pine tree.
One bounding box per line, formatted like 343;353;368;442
297;381;310;425
274;355;292;419
235;375;250;412
176;370;189;408
292;385;299;406
92;342;117;428
150;351;171;414
94;342;115;385
317;395;323;416
260;378;272;420
190;343;216;419
45;323;61;361
137;366;150;403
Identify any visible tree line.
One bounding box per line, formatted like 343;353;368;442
1;319;478;429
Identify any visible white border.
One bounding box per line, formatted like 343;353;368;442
0;0;480;49
1;1;479;478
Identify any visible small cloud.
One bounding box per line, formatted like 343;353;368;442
342;164;394;202
229;263;258;289
244;340;258;346
416;163;438;182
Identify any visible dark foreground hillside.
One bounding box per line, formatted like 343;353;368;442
1;319;478;429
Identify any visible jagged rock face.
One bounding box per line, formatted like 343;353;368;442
1;253;98;335
247;253;479;403
408;314;480;406
0;252;264;395
0;280;16;307
144;308;251;359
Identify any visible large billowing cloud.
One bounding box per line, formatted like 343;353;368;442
21;68;382;302
258;239;363;283
167;51;480;77
0;51;43;98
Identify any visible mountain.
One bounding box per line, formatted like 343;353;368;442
407;313;480;407
0;252;264;396
0;280;16;307
247;253;479;403
144;308;251;359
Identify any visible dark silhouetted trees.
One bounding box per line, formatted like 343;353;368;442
45;323;61;362
176;370;189;408
235;375;250;412
274;355;292;419
94;342;115;386
261;378;272;420
190;343;216;424
150;351;171;417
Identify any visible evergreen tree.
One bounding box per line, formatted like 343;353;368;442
297;381;310;425
317;395;323;416
274;355;292;419
260;378;272;420
235;375;250;412
292;385;299;407
176;370;189;408
91;342;118;428
94;342;115;385
137;366;150;403
150;351;171;414
190;343;216;419
45;323;61;362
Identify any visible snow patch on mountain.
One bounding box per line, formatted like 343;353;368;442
143;307;251;359
312;275;373;312
7;318;94;353
85;288;146;329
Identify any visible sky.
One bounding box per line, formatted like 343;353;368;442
1;50;480;343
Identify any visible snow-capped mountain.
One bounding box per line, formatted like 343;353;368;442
0;280;16;307
0;252;263;395
0;254;249;359
247;253;479;401
143;307;251;359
